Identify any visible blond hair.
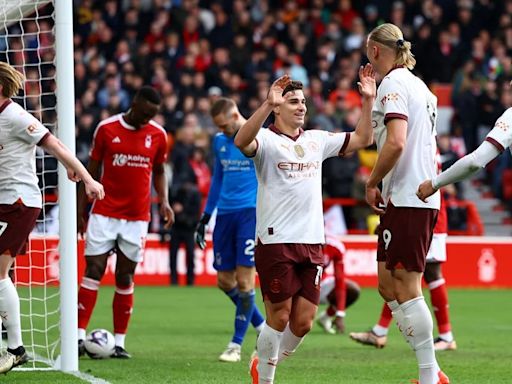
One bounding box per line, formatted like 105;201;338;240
368;23;416;70
0;62;25;98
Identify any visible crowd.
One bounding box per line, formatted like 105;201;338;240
4;0;512;230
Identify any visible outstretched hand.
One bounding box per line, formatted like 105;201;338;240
267;75;291;107
357;63;376;100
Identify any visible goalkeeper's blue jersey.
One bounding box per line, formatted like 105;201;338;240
204;133;257;216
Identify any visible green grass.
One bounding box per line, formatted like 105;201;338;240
4;286;512;383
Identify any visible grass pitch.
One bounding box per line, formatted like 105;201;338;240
5;286;512;383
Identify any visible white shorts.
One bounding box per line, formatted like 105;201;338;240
426;233;447;263
85;214;148;263
319;276;335;304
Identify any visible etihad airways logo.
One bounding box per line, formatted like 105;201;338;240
112;153;151;168
277;161;320;171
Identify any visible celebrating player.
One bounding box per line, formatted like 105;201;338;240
77;86;174;359
194;97;265;362
316;233;360;335
350;192;456;350
235;66;375;384
364;23;449;384
0;62;104;373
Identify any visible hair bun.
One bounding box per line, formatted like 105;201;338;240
396;39;405;48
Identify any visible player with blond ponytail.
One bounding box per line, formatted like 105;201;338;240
364;23;450;384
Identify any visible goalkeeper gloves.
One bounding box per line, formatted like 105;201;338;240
195;213;211;250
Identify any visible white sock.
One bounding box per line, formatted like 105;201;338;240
277;323;304;363
227;341;241;350
317;310;329;321
78;328;86;341
372;325;389;337
114;333;126;348
0;278;22;349
439;331;453;342
257;323;283;384
400;297;439;384
373;300;399;336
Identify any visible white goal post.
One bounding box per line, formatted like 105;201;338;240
0;0;77;372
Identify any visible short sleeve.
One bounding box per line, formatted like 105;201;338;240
89;125;106;161
379;77;408;124
252;127;269;161
486;108;512;152
12;108;48;145
321;131;350;160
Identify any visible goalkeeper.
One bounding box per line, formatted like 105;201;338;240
195;97;264;363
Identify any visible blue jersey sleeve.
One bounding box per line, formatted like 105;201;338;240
203;136;223;215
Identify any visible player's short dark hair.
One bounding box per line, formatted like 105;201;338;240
210;97;236;118
135;86;161;105
282;80;303;96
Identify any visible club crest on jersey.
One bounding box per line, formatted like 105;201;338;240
145;134;152;148
294;144;305;159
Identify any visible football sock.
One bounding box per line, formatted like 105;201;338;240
428;278;453;340
78;277;100;331
232;290;256;345
113;283;134;339
0;278;22;349
400;297;439;384
372;300;396;336
115;333;126;349
257;323;282;384
224;287;265;330
277;323;303;363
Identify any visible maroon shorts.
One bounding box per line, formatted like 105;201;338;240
255;240;324;304
0;202;40;257
376;202;438;273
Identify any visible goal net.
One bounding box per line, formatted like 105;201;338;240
0;0;71;370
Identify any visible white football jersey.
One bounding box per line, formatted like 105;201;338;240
252;125;350;244
372;67;440;209
485;107;512;154
0;100;49;208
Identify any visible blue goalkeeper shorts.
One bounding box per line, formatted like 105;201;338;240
212;208;256;271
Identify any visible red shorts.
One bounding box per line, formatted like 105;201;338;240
376;202;438;273
0;202;40;256
255;240;323;304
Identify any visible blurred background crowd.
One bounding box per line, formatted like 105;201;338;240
5;0;512;233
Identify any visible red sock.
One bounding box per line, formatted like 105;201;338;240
377;303;393;328
78;277;100;331
429;278;451;334
113;283;134;335
326;305;336;317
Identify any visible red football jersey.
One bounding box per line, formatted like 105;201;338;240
89;114;167;221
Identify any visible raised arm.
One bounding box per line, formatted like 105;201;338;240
345;64;376;154
234;75;291;156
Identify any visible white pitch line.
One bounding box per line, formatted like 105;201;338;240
68;370;112;384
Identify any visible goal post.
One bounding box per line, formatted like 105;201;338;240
55;0;78;372
0;0;77;372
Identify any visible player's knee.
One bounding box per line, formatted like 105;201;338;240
423;264;442;283
85;261;107;281
236;277;254;291
267;310;290;331
378;283;394;302
115;272;133;287
217;276;235;292
345;279;361;308
291;318;313;337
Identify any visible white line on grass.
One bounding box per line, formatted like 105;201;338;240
69;370;112;384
